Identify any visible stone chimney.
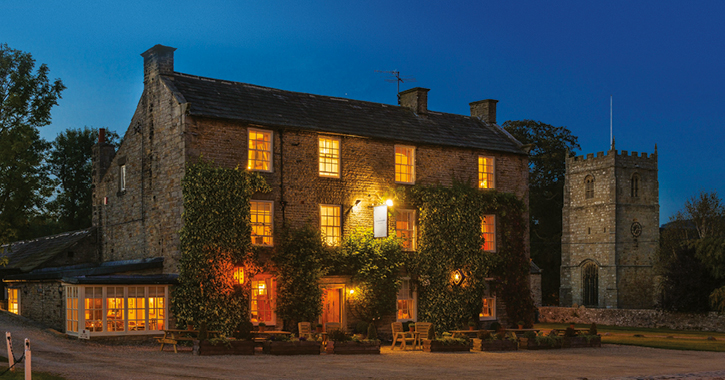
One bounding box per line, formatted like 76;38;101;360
140;44;176;84
470;99;498;124
399;87;430;114
92;128;116;228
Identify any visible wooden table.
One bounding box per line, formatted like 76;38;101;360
158;329;221;353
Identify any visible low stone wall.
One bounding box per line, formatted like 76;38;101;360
539;306;725;332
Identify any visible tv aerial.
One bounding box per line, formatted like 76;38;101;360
375;70;416;100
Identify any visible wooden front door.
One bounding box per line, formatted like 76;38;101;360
321;288;341;325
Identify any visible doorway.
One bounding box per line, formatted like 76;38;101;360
321;288;341;326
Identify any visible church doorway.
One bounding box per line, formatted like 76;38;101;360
582;263;598;307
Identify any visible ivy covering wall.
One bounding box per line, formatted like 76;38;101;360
409;182;535;332
171;159;270;335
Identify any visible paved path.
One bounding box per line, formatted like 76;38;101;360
2;312;724;379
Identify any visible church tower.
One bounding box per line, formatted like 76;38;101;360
560;144;659;309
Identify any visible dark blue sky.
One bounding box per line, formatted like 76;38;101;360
3;0;724;225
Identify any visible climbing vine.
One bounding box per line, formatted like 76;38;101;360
409;181;535;333
171;159;270;335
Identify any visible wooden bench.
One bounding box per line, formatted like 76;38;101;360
158;329;221;353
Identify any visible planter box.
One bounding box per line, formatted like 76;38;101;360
325;341;380;355
263;341;321;355
471;338;518;351
422;339;470;353
562;336;601;348
518;337;562;350
193;339;255;356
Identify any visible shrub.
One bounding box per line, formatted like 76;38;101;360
367;323;378;340
356;321;369;335
329;329;350;342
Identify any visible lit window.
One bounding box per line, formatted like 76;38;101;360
320;205;341;246
106;287;125;332
481;215;496;252
147;286;166;331
251;201;273;246
248;129;272;172
119;164;126;192
127;287;146;331
396;279;416;321
631;174;640;198
396;209;416;251
8;288;19;315
84;286;103;332
479;297;496;320
233;266;245;285
319;136;340;178
251;276;276;325
585;175;594;199
478;156;495;189
395;145;415;184
66;286;78;332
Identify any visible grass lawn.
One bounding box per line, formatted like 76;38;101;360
0;355;66;380
535;323;725;352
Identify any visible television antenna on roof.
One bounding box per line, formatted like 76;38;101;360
375;70;416;100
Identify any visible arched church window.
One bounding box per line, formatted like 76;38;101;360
584;175;594;199
582;262;598;306
631;174;640;198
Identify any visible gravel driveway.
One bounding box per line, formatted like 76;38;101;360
2;312;725;380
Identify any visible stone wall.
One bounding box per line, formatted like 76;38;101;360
539;306;725;332
13;281;65;332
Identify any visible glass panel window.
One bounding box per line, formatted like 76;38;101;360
66;286;78;332
251;276;276;325
8;288;18;315
319;136;340;178
148;286;166;331
84;286;103;332
478;156;495;189
479;297;496;320
396;279;416;321
106;287;125;332
128;287;146;331
395;145;415;184
251;201;274;246
481;215;496;252
247;129;272;172
119;164;126;192
320;205;341;246
396;209;416;251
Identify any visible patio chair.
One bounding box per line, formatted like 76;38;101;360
298;322;313;339
324;322;341;333
391;322;415;350
413;322;434;350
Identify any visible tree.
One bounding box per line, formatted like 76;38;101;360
502;120;580;305
47;127;119;232
658;191;725;312
0;44;65;243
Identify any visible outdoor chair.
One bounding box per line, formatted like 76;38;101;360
298;322;313;339
391;322;415;350
413;322;434;350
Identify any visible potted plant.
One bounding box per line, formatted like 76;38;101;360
517;320;525;329
258;322;267;333
186;319;194;331
422;332;470;352
315;323;323;333
325;329;380;355
468;320;477;331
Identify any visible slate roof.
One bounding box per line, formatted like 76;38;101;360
162;73;526;155
4;257;164;281
0;228;94;273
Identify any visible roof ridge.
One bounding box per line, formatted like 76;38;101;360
1;227;93;250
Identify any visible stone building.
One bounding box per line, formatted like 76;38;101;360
560;143;659;309
4;44;532;337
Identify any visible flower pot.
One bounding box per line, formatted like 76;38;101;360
187;324;194;331
469;326;475;331
259;325;266;332
316;327;323;333
518;325;523;330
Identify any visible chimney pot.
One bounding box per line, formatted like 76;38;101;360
398;87;430;114
469;99;498;124
98;128;106;144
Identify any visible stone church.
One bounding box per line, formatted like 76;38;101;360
560;143;659;309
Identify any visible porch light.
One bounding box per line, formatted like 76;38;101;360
385;199;394;207
348;289;355;295
451;269;465;286
233;266;245;285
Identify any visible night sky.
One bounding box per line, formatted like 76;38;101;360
2;0;723;225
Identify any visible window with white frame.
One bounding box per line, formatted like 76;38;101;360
481;215;496;252
8;288;18;315
396;209;416;251
66;286;78;332
251;200;274;246
479;297;496;320
320;204;341;246
250;275;276;325
319;136;340;178
119;164;126;192
67;285;168;335
478;156;495;189
395;145;415;184
247;129;273;172
396;279;416;321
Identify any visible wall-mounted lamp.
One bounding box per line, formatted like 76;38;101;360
385;199;394;207
451;269;465;286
